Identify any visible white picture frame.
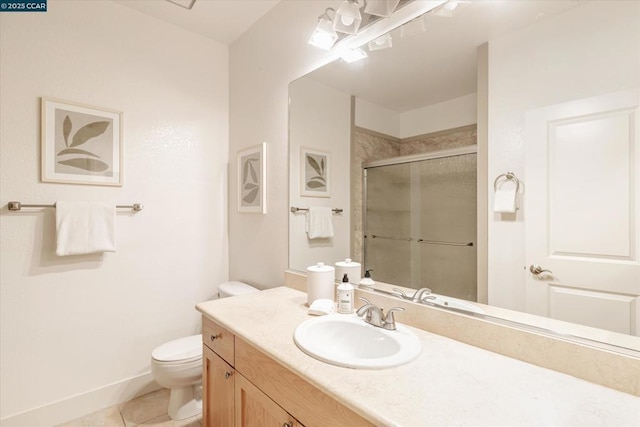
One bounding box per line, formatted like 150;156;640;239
41;97;123;186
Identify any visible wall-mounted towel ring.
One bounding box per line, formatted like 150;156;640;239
493;171;520;193
493;171;520;213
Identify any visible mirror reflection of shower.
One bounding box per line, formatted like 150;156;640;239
363;147;477;301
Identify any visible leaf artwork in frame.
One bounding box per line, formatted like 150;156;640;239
301;148;330;197
237;142;267;213
57;113;111;172
41;98;123;186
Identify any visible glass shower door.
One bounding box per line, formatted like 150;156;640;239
364;153;477;301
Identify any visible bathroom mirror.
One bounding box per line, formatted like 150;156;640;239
288;0;639;352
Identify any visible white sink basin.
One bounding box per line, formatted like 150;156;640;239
293;314;421;369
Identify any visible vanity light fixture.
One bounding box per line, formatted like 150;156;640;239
309;0;445;57
367;32;393;51
333;0;363;35
364;0;401;17
341;47;368;63
309;8;340;50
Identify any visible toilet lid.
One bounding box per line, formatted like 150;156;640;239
152;334;202;363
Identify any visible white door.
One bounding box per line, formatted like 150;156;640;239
525;89;640;336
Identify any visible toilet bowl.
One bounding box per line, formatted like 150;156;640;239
151;281;259;420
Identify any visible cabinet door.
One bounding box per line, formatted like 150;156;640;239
203;345;235;427
235;374;300;427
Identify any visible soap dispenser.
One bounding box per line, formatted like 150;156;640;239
337;273;354;314
359;269;375;287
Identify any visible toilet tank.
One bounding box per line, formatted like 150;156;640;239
218;281;258;298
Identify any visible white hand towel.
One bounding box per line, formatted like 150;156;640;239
305;206;334;239
493;188;517;213
56;201;116;256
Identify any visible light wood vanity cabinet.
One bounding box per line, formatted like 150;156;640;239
202;345;234;426
202;316;374;427
202;317;305;427
235;373;302;427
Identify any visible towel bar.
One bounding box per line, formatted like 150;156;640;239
7;201;143;212
366;234;473;247
290;207;343;214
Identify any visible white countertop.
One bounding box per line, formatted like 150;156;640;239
196;286;640;427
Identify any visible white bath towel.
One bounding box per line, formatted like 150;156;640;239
305;206;334;239
56;201;116;256
493;188;517;213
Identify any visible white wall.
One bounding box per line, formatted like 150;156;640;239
289;77;351;271
487;1;639;310
228;0;336;286
400;93;477;138
355;94;477;139
355;98;401;137
0;1;229;424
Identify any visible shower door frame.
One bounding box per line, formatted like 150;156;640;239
362;144;478;293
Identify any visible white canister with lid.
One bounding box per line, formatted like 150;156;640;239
334;258;361;285
306;262;335;306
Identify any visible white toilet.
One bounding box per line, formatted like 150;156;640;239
151;281;259;420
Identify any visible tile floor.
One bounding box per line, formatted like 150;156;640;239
57;388;201;427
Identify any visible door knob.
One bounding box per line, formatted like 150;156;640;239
529;264;552;275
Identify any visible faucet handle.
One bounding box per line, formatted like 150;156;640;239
356;297;374;321
392;288;409;300
357;297;387;326
383;307;405;330
358;297;372;306
412;287;432;302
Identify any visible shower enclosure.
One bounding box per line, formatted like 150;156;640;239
363;148;477;301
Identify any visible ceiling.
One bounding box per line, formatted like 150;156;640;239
115;0;281;44
115;0;582;112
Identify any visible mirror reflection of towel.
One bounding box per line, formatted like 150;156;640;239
305;207;334;239
56;201;116;256
493;188;517;213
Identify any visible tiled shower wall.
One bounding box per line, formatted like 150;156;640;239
400;124;477;156
351;125;477;265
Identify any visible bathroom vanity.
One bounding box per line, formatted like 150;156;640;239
197;287;639;427
200;313;372;426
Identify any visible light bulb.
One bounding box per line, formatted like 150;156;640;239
332;0;362;35
308;13;338;51
341;15;355;26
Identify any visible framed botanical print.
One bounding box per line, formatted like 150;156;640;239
237;142;267;213
41;97;123;186
300;147;330;197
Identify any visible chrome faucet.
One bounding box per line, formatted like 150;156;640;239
356;297;405;330
392;287;432;303
411;287;433;302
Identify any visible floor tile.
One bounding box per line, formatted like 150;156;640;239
119;388;170;427
56;405;124;427
137;413;201;427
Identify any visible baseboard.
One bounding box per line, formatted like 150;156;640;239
0;372;161;427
